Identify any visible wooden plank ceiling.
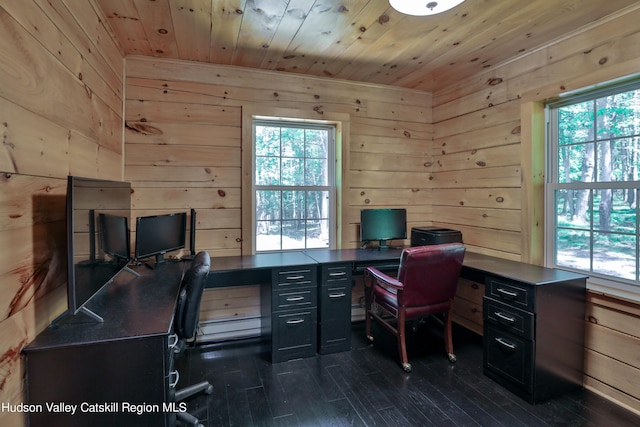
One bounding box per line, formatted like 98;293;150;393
96;0;639;92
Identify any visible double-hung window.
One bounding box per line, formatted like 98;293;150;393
253;120;336;252
546;80;640;292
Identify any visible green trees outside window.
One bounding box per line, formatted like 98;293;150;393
548;83;640;283
254;122;335;252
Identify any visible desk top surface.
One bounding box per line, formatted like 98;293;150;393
210;247;587;286
25;262;185;352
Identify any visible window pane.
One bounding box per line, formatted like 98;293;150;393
282;220;305;250
256;220;281;251
555;228;590;271
593;189;636;233
558;101;594;145
282;191;305;219
256;190;281;220
255;157;280;185
281;158;304;186
282;128;304;157
255;126;280;156
596;91;640;139
306;191;329;219
593;232;636;280
559;143;595;183
597;138;640;182
305;158;328;185
556;189;592;226
305;129;328;158
306;219;329;248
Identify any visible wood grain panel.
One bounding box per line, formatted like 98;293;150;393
131;187;240;209
432;206;521;232
431;121;521;156
435;144;521;171
430;166;521;189
125;144;240;167
347;188;433;208
584;348;640;406
126;166;240;186
431;187;521;210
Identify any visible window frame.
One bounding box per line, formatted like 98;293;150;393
545;79;640;296
241;107;349;255
252;119;337;252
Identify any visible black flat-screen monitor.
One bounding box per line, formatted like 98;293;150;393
99;213;130;261
135;212;187;267
65;176;131;323
360;208;407;249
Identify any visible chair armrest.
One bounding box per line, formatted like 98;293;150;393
365;266;403;290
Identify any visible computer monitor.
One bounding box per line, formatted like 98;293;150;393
135;212;187;267
99;213;130;261
360;208;407;249
64;176;132;323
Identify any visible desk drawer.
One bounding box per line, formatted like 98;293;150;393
484;297;534;340
321;264;352;285
486;277;533;311
274;267;315;287
274;287;316;310
484;325;534;393
272;309;317;362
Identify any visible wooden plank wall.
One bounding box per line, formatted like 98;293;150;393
0;1;124;426
431;6;640;413
123;57;432;340
124;56;433;255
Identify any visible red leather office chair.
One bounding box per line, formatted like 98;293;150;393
364;243;466;372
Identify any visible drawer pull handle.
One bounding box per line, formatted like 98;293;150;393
286;275;305;280
495;312;516;323
169;370;180;388
329;292;346;298
167;333;179;351
495;337;516;350
496;288;518;299
286;296;305;302
329;272;347;277
286;318;305;325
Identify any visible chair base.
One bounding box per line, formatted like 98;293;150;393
175;381;213;427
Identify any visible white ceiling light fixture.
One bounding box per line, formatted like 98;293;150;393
389;0;465;16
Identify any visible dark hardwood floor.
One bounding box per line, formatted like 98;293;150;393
176;321;640;427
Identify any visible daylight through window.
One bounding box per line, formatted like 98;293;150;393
253;120;336;252
546;81;640;286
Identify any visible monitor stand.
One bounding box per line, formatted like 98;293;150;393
145;253;168;269
51;306;104;326
377;240;398;250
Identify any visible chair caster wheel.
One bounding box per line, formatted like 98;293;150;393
366;335;374;342
447;353;457;363
402;363;412;373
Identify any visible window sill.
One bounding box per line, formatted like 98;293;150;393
587;277;640;304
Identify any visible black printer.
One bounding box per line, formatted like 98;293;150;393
410;227;462;246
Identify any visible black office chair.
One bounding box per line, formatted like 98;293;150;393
173;251;214;427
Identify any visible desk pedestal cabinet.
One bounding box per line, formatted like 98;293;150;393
24;334;175;427
23;264;184;427
318;263;352;354
481;268;587;404
262;265;318;362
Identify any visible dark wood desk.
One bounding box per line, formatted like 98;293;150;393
208;248;587;404
23;262;185;427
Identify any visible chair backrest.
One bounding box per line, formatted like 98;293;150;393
175;251;211;340
397;243;465;307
